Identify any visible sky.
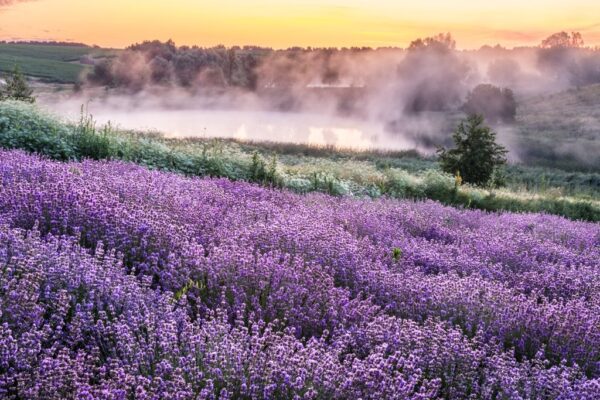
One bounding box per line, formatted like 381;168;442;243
0;0;599;49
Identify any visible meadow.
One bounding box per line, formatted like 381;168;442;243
0;43;116;83
0;148;598;398
0;100;598;221
75;40;600;172
515;84;600;170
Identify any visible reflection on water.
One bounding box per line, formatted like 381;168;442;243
42;101;421;151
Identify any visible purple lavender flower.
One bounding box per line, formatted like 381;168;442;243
0;150;598;399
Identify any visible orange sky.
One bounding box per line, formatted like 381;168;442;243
1;0;599;49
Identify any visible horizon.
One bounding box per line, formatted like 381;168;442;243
1;0;600;49
2;38;596;51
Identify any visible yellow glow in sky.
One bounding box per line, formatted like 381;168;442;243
1;0;599;48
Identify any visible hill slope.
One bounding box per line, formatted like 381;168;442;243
0;100;598;221
516;84;600;170
0;149;598;397
0;43;116;83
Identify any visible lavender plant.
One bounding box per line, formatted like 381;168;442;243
0;150;598;399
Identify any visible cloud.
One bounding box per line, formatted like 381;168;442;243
0;0;34;6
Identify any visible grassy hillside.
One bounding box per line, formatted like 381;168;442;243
0;100;598;221
515;84;600;170
230;140;600;197
0;43;116;83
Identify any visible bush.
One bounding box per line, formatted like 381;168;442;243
422;170;455;202
0;65;36;103
72;108;113;160
381;169;424;198
463;84;516;123
249;152;281;186
0;101;74;160
438;114;508;186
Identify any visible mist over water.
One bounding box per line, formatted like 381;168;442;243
32;89;544;161
39;92;433;151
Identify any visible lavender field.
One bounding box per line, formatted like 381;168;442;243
0;149;599;399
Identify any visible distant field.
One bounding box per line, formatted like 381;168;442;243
515;84;600;170
0;43;116;83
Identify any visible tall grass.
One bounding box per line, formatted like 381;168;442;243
1;100;598;221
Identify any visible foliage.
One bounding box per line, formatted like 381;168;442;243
408;32;456;51
0;101;74;159
250;151;281;186
540;31;585;49
87;40;267;90
438;114;508;186
462;84;516;123
0;65;35;103
391;247;403;261
515;84;600;170
399;33;469;113
72;106;113;159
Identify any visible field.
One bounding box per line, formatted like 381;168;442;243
3;0;600;393
1;100;598;221
1;45;600;398
0;149;598;398
0;43;116;83
515;84;600;170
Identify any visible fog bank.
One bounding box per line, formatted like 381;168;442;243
35;32;600;168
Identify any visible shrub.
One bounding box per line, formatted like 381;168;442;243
72;107;113;160
0;101;74;160
422;170;455;202
249;151;281;186
438;114;508;186
462;84;517;123
0;65;36;103
381;169;424;198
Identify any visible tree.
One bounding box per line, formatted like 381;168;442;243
463;84;517;123
437;114;507;186
540;32;584;49
537;31;600;86
0;65;35;103
408;33;456;51
399;33;470;113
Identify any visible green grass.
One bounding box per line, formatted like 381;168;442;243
1;100;598;221
0;44;93;61
0;44;117;83
223;139;599;198
0;54;87;83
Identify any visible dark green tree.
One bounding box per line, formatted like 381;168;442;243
438;114;507;186
463;84;517;123
0;65;35;103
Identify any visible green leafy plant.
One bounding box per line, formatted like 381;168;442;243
392;247;403;262
0;65;35;103
73;106;113;160
438;114;508;186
